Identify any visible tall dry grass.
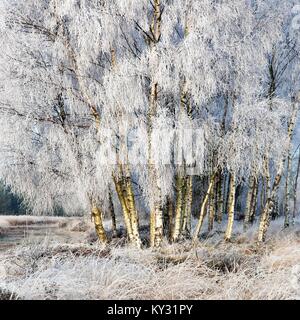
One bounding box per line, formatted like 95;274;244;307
0;218;300;300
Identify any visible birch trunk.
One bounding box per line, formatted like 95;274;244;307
150;210;155;247
258;168;283;242
244;176;255;230
284;150;292;228
148;144;164;247
216;95;228;224
153;201;164;247
163;197;170;238
108;190;117;238
172;175;184;241
182;176;193;235
224;173;236;241
250;179;258;223
260;177;265;213
292;150;300;224
180;177;187;235
167;196;174;240
113;174;134;243
272;194;279;220
148;0;164;248
224;172;231;218
217;173;224;224
208;189;215;232
264;156;271;200
123;164;142;247
193;172;217;242
91;205;108;244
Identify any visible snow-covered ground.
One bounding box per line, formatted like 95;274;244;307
1;215;300;300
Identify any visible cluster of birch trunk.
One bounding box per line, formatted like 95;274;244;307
0;0;299;249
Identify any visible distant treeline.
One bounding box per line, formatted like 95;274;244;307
0;183;67;216
0;182;26;215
